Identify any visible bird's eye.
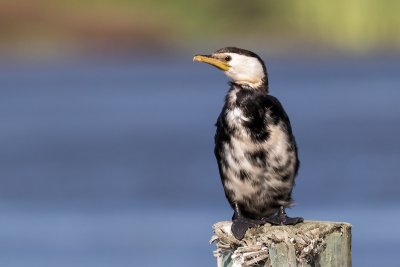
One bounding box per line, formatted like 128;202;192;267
224;56;231;62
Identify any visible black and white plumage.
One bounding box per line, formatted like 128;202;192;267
194;47;303;240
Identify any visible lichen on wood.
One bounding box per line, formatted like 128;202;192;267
211;220;351;267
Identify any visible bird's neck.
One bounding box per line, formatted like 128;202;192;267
225;82;268;108
231;77;268;92
231;74;269;92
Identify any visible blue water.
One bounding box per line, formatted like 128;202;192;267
0;55;399;266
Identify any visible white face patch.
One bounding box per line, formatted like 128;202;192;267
222;53;265;87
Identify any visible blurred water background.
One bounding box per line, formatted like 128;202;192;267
1;1;400;267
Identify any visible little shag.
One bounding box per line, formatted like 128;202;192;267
194;47;303;240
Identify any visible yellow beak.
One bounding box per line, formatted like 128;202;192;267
193;55;230;71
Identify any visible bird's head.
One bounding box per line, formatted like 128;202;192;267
193;47;268;90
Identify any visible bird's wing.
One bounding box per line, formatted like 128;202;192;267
260;95;299;175
260;95;294;136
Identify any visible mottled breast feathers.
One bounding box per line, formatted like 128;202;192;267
214;83;299;219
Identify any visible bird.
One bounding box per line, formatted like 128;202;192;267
193;47;303;240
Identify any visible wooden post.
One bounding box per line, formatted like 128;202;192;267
211;221;351;267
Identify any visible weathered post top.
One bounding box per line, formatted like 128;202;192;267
211;221;351;267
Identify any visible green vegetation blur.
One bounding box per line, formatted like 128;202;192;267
1;0;399;57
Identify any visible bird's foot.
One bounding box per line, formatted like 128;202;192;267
261;206;304;225
231;217;265;240
231;204;303;240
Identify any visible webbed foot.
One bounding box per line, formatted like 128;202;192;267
231;217;265;240
262;206;304;225
230;204;304;240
